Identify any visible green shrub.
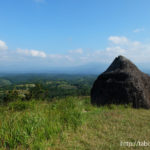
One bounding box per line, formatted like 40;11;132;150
3;90;19;103
8;100;35;111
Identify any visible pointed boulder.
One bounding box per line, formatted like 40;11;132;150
91;55;150;109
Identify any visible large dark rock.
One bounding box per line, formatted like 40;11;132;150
91;55;150;109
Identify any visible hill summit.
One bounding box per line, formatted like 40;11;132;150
91;55;150;109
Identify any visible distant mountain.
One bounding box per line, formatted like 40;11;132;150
0;62;149;75
62;63;108;74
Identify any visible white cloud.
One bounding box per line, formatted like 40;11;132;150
65;36;150;65
88;36;150;63
13;38;150;66
133;28;144;33
48;54;74;63
108;36;128;45
106;46;126;54
1;36;150;71
17;48;47;58
69;48;83;54
0;40;8;50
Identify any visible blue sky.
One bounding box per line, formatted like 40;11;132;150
0;0;150;72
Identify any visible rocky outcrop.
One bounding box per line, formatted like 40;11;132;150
91;55;150;109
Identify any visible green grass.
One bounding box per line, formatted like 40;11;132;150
0;97;150;150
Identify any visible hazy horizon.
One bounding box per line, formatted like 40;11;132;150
0;0;150;73
0;60;150;75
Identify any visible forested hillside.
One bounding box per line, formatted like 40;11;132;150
0;74;97;103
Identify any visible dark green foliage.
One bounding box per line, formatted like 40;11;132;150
26;83;48;100
3;90;19;103
0;74;96;102
26;82;90;101
8;100;35;111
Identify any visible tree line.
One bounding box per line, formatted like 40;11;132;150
0;82;90;103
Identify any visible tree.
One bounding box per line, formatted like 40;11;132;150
3;90;19;103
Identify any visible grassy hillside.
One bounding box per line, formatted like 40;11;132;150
0;97;150;150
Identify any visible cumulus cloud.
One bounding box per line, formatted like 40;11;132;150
106;46;126;54
69;48;83;54
48;54;73;61
85;36;150;64
17;48;47;58
108;36;129;45
0;40;8;50
133;28;144;33
9;38;150;67
1;36;150;71
66;36;150;65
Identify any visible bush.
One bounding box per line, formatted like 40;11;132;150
3;90;19;103
8;100;35;111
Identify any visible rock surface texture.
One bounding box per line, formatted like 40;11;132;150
91;55;150;109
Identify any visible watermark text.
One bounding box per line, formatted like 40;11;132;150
120;141;150;147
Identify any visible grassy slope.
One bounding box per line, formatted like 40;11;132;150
0;97;150;150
